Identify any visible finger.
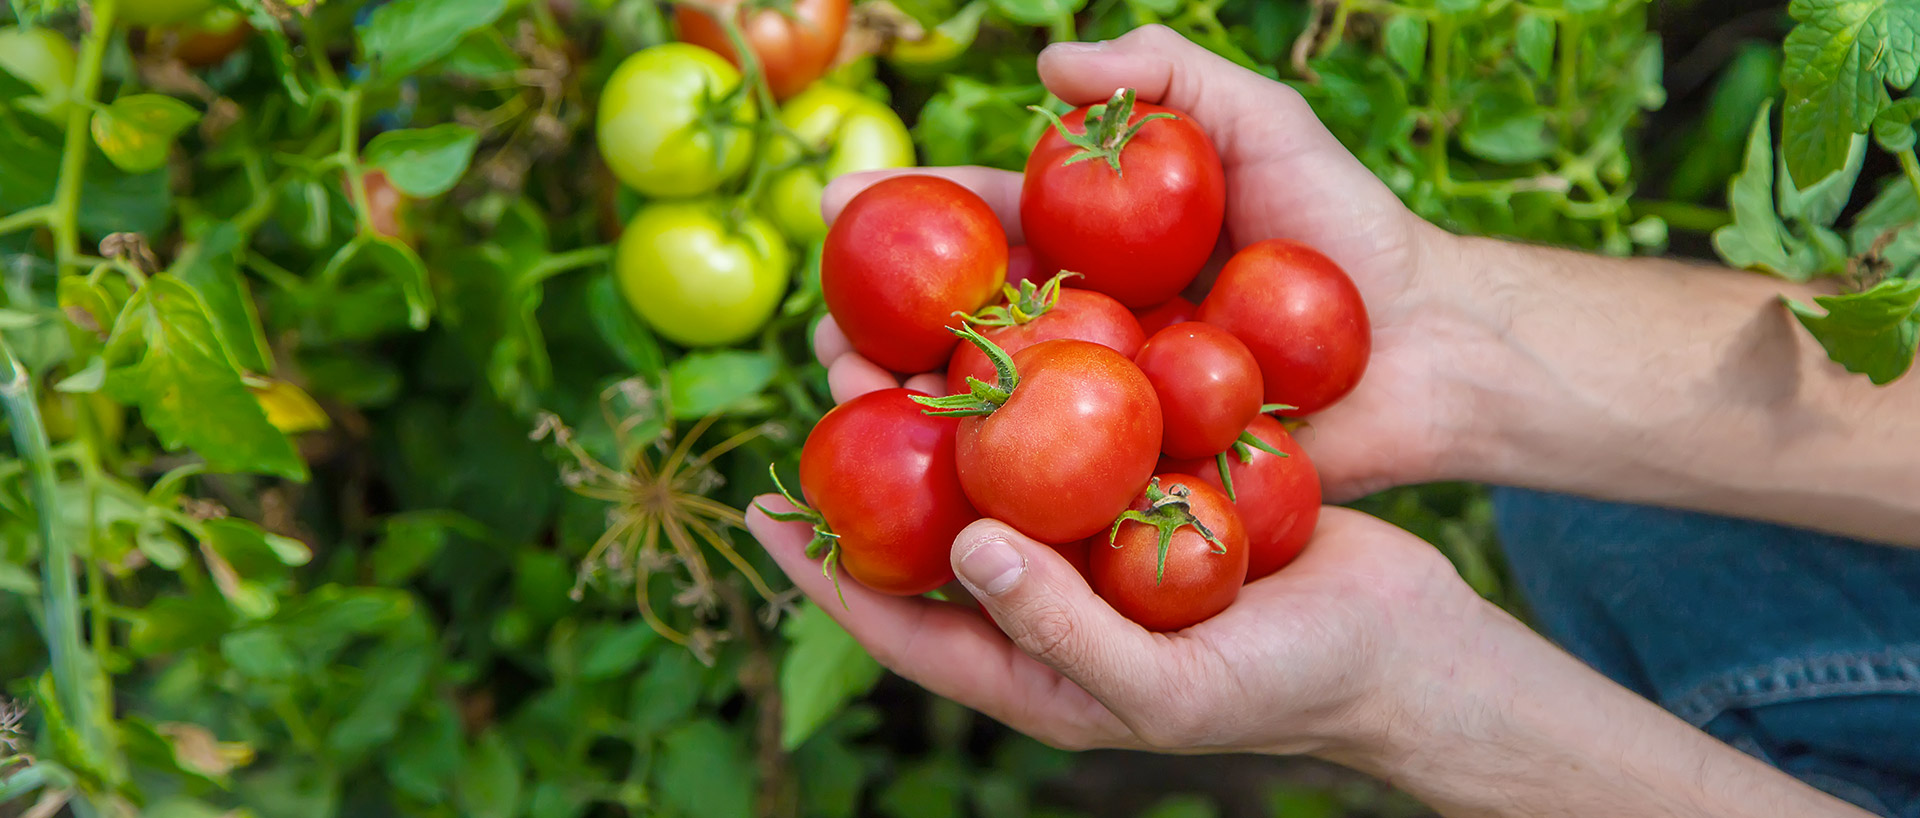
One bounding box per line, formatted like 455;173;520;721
747;499;1133;748
813;315;854;368
950;520;1170;720
827;353;900;404
902;372;946;396
823;167;1026;244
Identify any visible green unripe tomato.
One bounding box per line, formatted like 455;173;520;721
596;43;757;197
118;0;220;26
615;200;790;347
761;84;914;242
0;27;77;122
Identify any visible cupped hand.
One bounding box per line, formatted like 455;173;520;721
812;25;1473;498
747;499;1486;757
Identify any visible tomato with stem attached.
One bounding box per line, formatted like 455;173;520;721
1134;322;1262;459
615;199;790;347
597;43;756;197
762;84;914;243
916;330;1161;545
1090;474;1248;632
1132;295;1196;337
946;272;1144;395
1199;240;1370;416
675;0;849;101
823;175;1007;373
1021;88;1225;308
764;388;976;596
1163;415;1321;581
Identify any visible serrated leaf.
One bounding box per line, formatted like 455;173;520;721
1777;130;1866;226
172;224;272;374
1459;94;1552;164
1713;102;1807;279
100;277;306;479
1516;14;1555;77
779;602;883;750
1874;96;1920;150
987;0;1086;29
665;350;777;419
1786;277;1920;383
360;0;509;79
90;94;200;173
1383;15;1427;76
364;124;480;197
1780;0;1920;185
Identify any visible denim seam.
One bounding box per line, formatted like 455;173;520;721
1664;643;1920;727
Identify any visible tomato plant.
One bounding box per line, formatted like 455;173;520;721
945;273;1144;394
762;83;915;242
1199;240;1371;416
822;174;1007;372
1090;475;1248;632
1164;415;1321;581
615;199;790;347
675;0;850;101
1022;88;1225;308
142;7;252;68
1134;322;1262;459
596;42;756;197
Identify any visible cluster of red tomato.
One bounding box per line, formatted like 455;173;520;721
775;89;1371;631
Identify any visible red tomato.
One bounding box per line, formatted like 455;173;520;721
1021;89;1224;308
823;175;1007;373
786;388;977;595
920;336;1161;545
1163;415;1320;580
1089;474;1247;632
1198;240;1370;416
945;274;1144;394
1134;322;1262;459
674;0;848;100
1004;244;1054;288
342;170;410;242
1132;295;1196;337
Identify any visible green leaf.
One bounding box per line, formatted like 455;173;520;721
630;649;706;735
329;639;434;758
1140;795;1219;818
372;511;482;584
386;697;463;802
89;94;200;173
1125;0;1179;16
588;275;664;374
364;124;480;198
221;629;299;679
1713;102;1807;280
1780;0;1920;185
1383;15;1427;76
456;730;524;818
665;350;777;419
442;29;525;80
0;118;169;237
876;758;965;818
130;593;233;656
779;602;883;750
171;224;273;374
987;0;1085;26
1874;96;1920;150
578;621;659;680
1777;130;1867;226
1515;14;1555;77
360;0;510;79
656;721;753;818
100;277;306;479
1460;94;1552;164
1785;277;1920;383
363;236;435;329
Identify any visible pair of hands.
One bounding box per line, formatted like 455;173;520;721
749;25;1489;760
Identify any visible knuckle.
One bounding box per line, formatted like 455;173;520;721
1010;604;1081;668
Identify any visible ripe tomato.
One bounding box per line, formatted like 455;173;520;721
1089;474;1247;632
762;84;914;242
0;27;76;122
615;199;790;347
1132;295;1196;337
945;273;1144;394
351;169;410;242
1163;415;1320;580
1134;322;1262;459
822;175;1006;372
675;0;849;100
118;0;216;26
1021;88;1225;308
918;335;1161;544
1198;240;1370;416
146;7;251;67
596;43;756;197
776;388;976;595
1003;245;1052;288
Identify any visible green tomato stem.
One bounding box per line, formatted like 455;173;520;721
1898;149;1920;211
52;0;116;277
334;88;377;237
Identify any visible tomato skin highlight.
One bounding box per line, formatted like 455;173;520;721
1135;322;1263;459
1132;295;1197;338
945;288;1144;394
800;389;975;595
1163;415;1321;580
674;0;849;100
1020;99;1225;308
951;340;1162;545
1089;474;1248;632
1198;240;1371;416
823;175;1008;373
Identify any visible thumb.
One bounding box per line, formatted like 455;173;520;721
951;520;1164;714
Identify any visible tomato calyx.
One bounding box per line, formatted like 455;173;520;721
1106;478;1225;584
911;325;1020;416
957;271;1081;327
757;464;850;607
1029;87;1176;176
1213;427;1289;502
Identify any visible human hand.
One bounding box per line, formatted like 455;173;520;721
812;25;1474;499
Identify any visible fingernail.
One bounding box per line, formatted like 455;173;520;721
1044;40;1108;55
958;536;1026;596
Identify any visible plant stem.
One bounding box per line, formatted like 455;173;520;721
1898;149;1920;208
51;0;117;276
334;89;376;236
526;245;614;283
1630;200;1730;233
1426;17;1455;189
0;206;50;238
1049;10;1077;43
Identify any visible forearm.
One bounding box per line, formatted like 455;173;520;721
1429;235;1920;546
1330;603;1872;818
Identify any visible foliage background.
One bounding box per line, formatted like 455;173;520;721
1;0;1911;816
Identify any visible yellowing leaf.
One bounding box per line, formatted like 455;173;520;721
90;94;201;173
248;378;330;434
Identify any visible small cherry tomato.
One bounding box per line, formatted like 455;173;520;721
674;0;849;100
823;175;1006;372
1089;474;1248;632
145;7;251;67
596;43;756;197
1132;295;1197;337
1134;322;1262;459
945;273;1144;394
917;333;1161;545
762;84;914;243
1021;88;1225;308
1163;415;1321;580
615;199;790;347
772;388;977;595
1199;239;1369;416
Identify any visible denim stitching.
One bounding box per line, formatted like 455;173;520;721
1665;644;1920;726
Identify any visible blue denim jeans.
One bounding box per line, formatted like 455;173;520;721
1492;488;1920;817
